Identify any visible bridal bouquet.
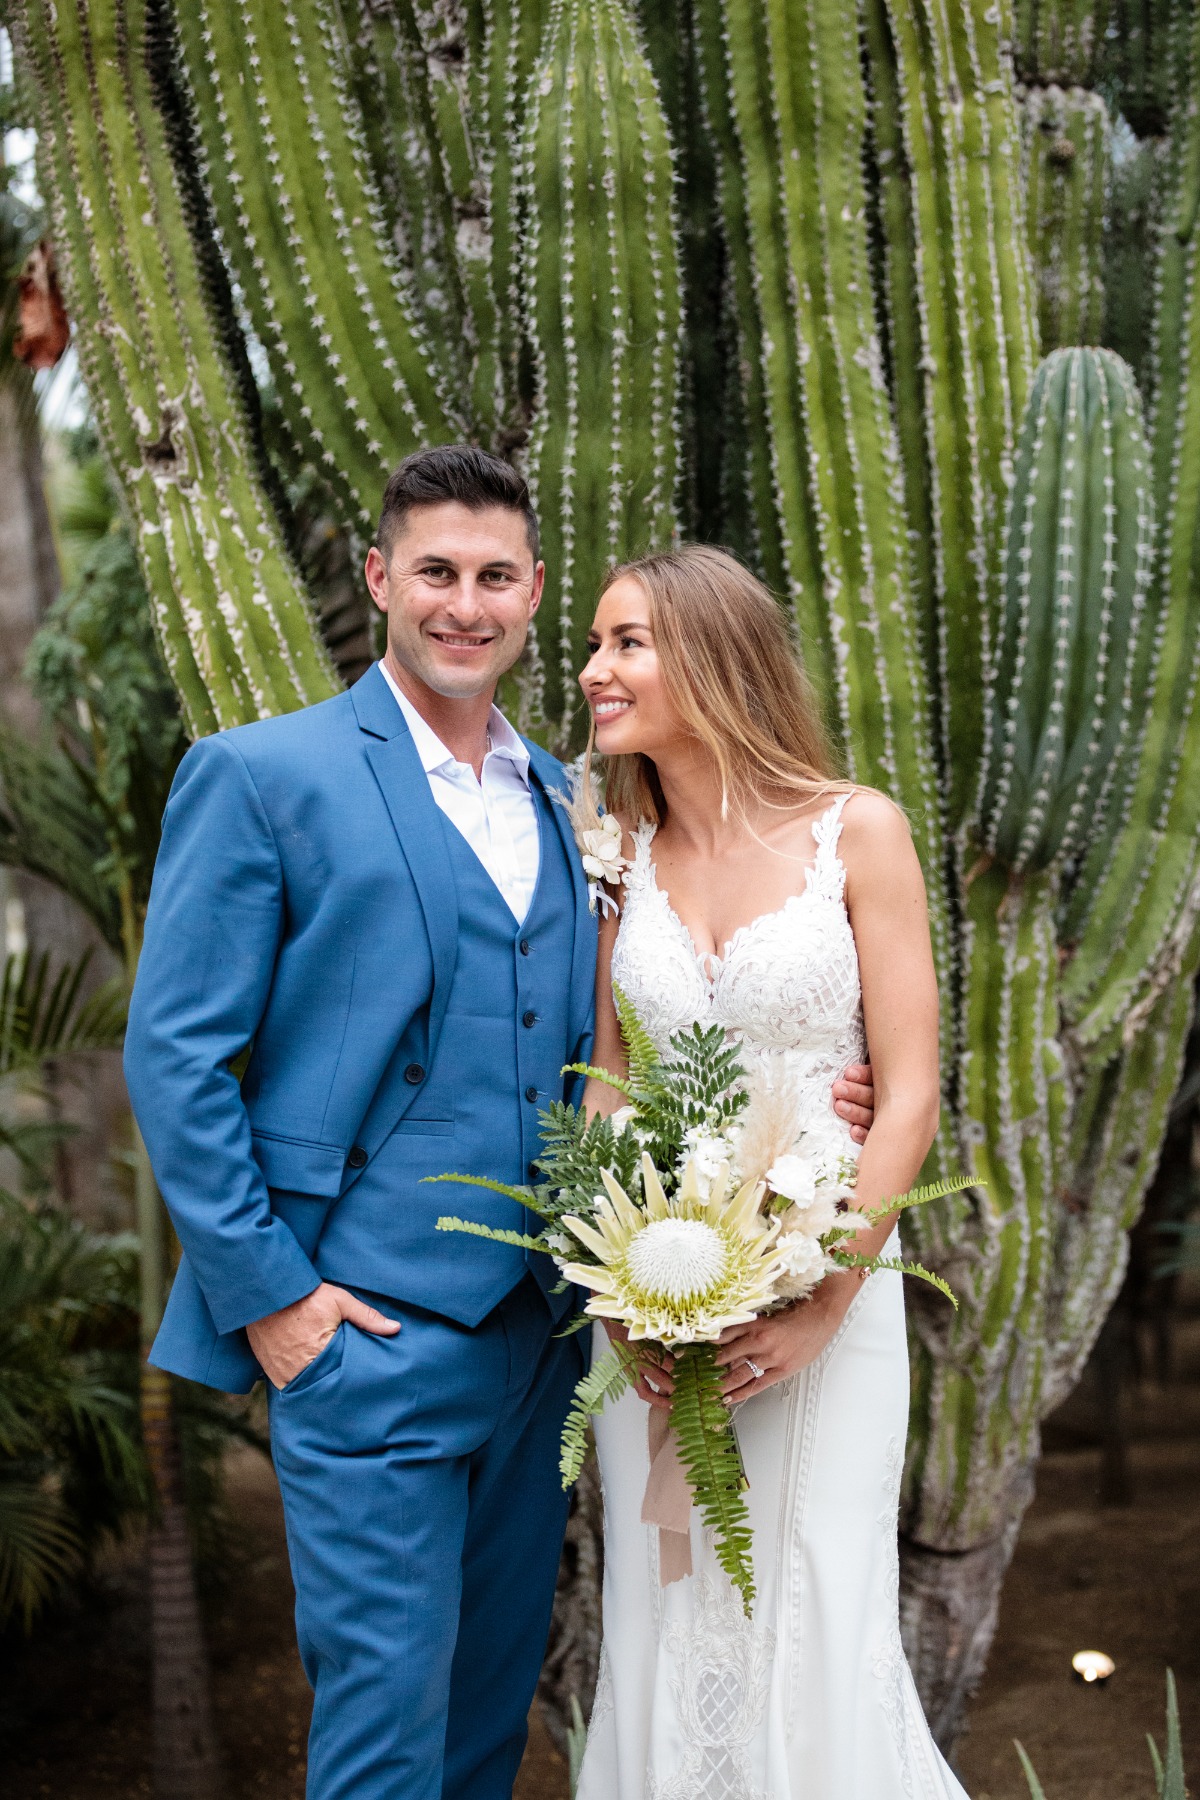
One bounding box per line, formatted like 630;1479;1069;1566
431;989;966;1614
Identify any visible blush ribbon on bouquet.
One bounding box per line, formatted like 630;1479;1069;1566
642;1409;695;1584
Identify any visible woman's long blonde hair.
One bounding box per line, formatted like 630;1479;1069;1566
581;544;846;829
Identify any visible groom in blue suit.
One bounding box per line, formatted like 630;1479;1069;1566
125;448;598;1800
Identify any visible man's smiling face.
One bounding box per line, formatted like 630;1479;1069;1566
364;501;544;703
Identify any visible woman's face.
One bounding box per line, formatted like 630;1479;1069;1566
579;576;686;759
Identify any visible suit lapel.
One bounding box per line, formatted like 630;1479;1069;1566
526;744;598;1050
353;667;459;1046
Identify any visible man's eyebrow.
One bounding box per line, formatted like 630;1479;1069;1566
412;553;525;572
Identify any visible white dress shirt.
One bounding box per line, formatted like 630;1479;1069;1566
378;662;541;923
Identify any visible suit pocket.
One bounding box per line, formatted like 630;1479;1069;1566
278;1322;346;1397
388;1116;455;1138
251;1129;346;1197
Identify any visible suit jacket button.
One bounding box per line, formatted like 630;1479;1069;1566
347;1145;368;1169
525;1085;538;1103
529;1161;539;1181
519;939;531;956
404;1063;425;1084
522;1010;537;1028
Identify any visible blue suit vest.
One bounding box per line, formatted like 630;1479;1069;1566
315;790;579;1324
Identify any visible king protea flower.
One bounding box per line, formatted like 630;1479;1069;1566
561;1152;784;1347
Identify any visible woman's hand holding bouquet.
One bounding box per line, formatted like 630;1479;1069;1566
431;988;968;1614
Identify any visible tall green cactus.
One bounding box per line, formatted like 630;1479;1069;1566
978;348;1155;871
1021;86;1110;350
14;0;1200;1755
521;0;681;730
13;0;338;734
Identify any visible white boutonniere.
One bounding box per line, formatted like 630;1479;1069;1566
577;813;629;916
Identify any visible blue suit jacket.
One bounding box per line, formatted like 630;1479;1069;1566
125;666;597;1391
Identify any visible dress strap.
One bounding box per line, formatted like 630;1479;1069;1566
624;819;658;892
809;790;854;899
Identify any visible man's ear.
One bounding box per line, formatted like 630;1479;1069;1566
528;560;546;618
365;544;389;612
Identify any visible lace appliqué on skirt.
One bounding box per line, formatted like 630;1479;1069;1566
646;1575;776;1800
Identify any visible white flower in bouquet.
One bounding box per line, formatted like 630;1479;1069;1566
765;1150;820;1210
773;1225;828;1300
559;1152;783;1347
680;1125;734;1197
579;813;626;885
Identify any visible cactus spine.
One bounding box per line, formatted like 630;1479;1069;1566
14;0;1200;1751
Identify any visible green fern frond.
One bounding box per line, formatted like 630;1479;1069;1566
554;1311;595;1339
829;1252;958;1307
435;1217;552;1253
559;1343;639;1487
859;1174;978;1226
534;1102;642;1214
669;1343;755;1614
613;982;661;1091
561;1061;636;1098
424;1171;542;1207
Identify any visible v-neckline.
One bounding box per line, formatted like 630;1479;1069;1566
636;798;849;976
644;851;823;975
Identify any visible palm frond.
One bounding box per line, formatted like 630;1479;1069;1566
559;1343;639;1487
0;728;122;948
0;949;126;1073
0;1472;81;1630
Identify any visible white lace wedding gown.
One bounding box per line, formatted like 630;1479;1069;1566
576;794;968;1800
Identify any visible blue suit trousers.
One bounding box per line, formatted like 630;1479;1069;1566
267;1277;582;1800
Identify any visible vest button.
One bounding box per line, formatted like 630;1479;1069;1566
519;939;531;956
404;1063;425;1085
522;1010;538;1028
525;1085;538;1103
347;1145;368;1169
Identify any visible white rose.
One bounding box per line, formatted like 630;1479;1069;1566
766;1152;819;1207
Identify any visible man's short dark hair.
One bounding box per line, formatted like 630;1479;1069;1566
375;445;540;565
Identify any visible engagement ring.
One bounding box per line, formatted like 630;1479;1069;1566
744;1359;764;1380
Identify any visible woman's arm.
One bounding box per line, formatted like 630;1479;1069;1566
717;790;940;1398
581;878;631;1119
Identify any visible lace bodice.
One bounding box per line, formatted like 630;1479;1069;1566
610;793;865;1152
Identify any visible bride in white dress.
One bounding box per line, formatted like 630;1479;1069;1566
572;545;968;1800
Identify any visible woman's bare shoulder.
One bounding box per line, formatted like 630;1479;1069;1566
835;787;922;887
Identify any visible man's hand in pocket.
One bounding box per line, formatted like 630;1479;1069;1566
247;1283;400;1390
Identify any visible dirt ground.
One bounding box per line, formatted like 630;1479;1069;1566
2;1318;1196;1800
